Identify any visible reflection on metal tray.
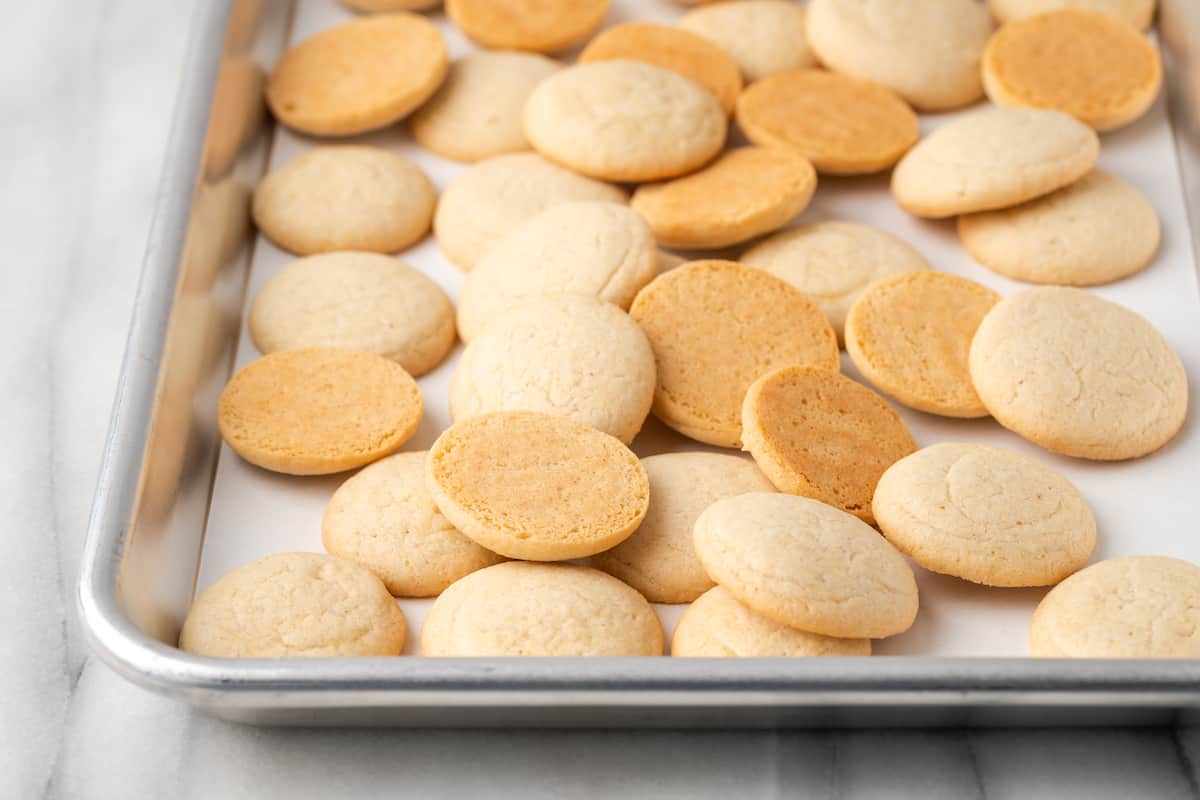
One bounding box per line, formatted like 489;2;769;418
80;0;1200;726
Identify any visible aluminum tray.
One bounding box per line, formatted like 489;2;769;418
80;0;1200;727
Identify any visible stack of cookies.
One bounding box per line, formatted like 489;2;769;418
178;0;1200;662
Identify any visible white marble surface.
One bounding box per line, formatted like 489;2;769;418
4;1;1200;798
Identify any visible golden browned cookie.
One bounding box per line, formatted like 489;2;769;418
217;348;423;475
179;553;406;658
988;0;1156;31
630;147;816;250
844;271;1000;418
426;411;649;560
266;14;447;137
446;0;610;54
579;22;743;115
741;365;916;524
982;10;1162;131
629;260;839;448
735;69;919;175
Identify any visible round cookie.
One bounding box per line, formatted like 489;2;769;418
446;0;609;54
253;147;435;255
588;452;776;604
629;147;816;250
179;553;406;657
693;493;919;638
892;107;1099;219
969;287;1188;460
741;221;930;344
983;10;1162;131
248;252;455;377
628;260;839;448
1030;556;1200;657
958;170;1160;286
450;296;656;444
873;443;1097;587
844;271;1000;418
988;0;1156;30
679;1;817;83
218;348;423;475
342;0;440;10
735;69;918;175
433;153;626;271
426;411;649;560
523;60;727;183
409;51;561;163
265;14;447;137
578;23;743;115
741;365;916;524
456;202;657;342
421;562;663;656
672;586;871;657
323;452;504;597
805;0;992;111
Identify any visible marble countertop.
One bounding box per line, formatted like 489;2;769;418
4;1;1200;797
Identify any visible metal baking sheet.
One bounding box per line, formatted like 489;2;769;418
80;0;1200;725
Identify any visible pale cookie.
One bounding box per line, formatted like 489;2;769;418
266;14;447;137
409;51;561;163
523;61;727;183
741;222;930;344
679;1;817;83
421;562;663;656
892;108;1099;219
805;0;992;111
873;443;1097;587
629;260;839;448
672;586;871;657
433;153;626;271
253;147;435;255
342;0;440;10
450;296;656;444
844;271;1000;418
588;452;776;604
179;552;406;657
579;23;743;115
218;348;423;475
969;287;1188;460
426;411;649;560
1030;556;1200;657
446;0;609;54
248;252;455;377
456;202;657;342
741;366;916;524
694;493;919;638
983;10;1162;131
958;170;1160;286
322;451;504;597
630;147;816;250
988;0;1156;31
735;70;918;175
